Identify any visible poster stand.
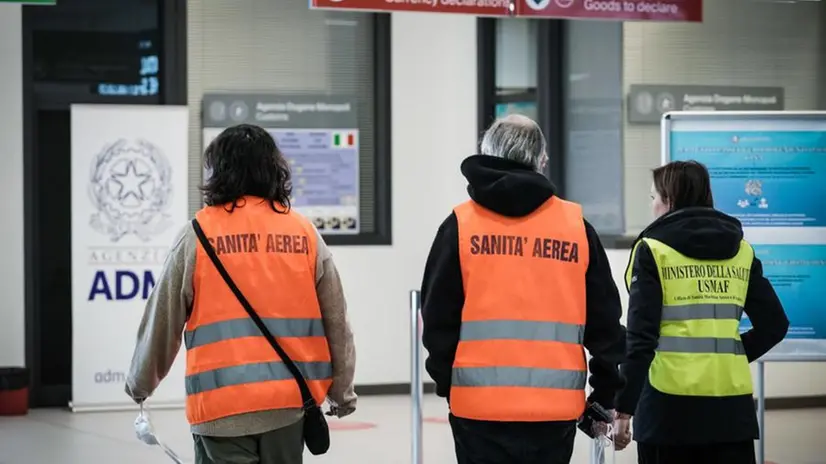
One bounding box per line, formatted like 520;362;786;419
69;104;190;411
661;111;826;464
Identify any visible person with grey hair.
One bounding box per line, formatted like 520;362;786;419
420;114;626;464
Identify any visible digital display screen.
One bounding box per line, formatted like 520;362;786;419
96;39;159;97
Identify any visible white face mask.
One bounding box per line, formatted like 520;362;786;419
594;422;617;463
134;404;186;463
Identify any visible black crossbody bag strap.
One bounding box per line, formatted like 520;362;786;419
191;218;317;410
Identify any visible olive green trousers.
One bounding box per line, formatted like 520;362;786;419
193;418;304;464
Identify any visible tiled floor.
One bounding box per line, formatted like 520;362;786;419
0;395;823;464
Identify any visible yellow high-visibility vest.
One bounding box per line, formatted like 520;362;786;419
625;238;754;397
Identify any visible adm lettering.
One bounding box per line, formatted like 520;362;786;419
88;269;156;301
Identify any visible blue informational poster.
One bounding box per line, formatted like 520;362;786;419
670;130;826;227
665;112;826;357
740;245;826;339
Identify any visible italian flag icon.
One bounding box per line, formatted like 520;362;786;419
332;131;357;148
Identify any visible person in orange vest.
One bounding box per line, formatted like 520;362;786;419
125;124;357;464
421;114;626;464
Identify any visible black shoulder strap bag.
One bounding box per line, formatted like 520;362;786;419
191;218;330;455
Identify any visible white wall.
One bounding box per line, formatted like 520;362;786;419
0;4;25;368
333;13;477;384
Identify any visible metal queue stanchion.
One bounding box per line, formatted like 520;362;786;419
756;360;766;464
410;290;424;464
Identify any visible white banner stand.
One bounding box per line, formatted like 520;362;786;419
661;111;826;464
70;104;189;412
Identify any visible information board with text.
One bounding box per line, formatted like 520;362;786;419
202;94;360;235
310;0;702;21
663;111;826;360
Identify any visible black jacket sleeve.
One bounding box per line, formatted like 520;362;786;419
740;257;789;362
615;241;662;416
582;220;627;410
420;212;464;398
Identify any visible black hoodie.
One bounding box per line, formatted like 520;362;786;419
615;207;789;445
420;155;626;412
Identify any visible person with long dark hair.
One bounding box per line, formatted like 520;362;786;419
125;124;357;464
613;160;788;464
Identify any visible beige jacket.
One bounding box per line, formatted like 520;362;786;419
125;221;357;437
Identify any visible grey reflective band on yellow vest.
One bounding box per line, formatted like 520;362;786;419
186;361;332;395
658;336;746;355
460;320;584;345
455;319;586;390
185;317;325;350
625;237;754;397
661;303;743;322
452;367;587;390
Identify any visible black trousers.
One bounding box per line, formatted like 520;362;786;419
637;441;756;464
449;414;576;464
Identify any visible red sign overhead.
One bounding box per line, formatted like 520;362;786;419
310;0;702;21
516;0;701;21
310;0;512;16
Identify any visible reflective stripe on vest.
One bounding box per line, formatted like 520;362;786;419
450;197;589;422
185;198;332;425
661;303;743;322
625;237;753;397
460;320;584;344
185;318;326;350
186;361;332;395
452;367;587;389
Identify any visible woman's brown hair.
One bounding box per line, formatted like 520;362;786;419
652;160;714;212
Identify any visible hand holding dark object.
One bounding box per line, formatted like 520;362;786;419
577;402;614;438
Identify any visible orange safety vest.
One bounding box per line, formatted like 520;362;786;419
185;197;332;425
450;197;589;422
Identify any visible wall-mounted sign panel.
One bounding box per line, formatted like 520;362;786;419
629;84;784;124
310;0;702;21
310;0;511;16
202;93;361;235
663;111;826;360
516;0;701;21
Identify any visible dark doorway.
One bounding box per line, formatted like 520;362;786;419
31;107;72;395
23;0;186;407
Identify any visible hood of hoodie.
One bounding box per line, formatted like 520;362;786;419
637;207;744;260
460;155;555;217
